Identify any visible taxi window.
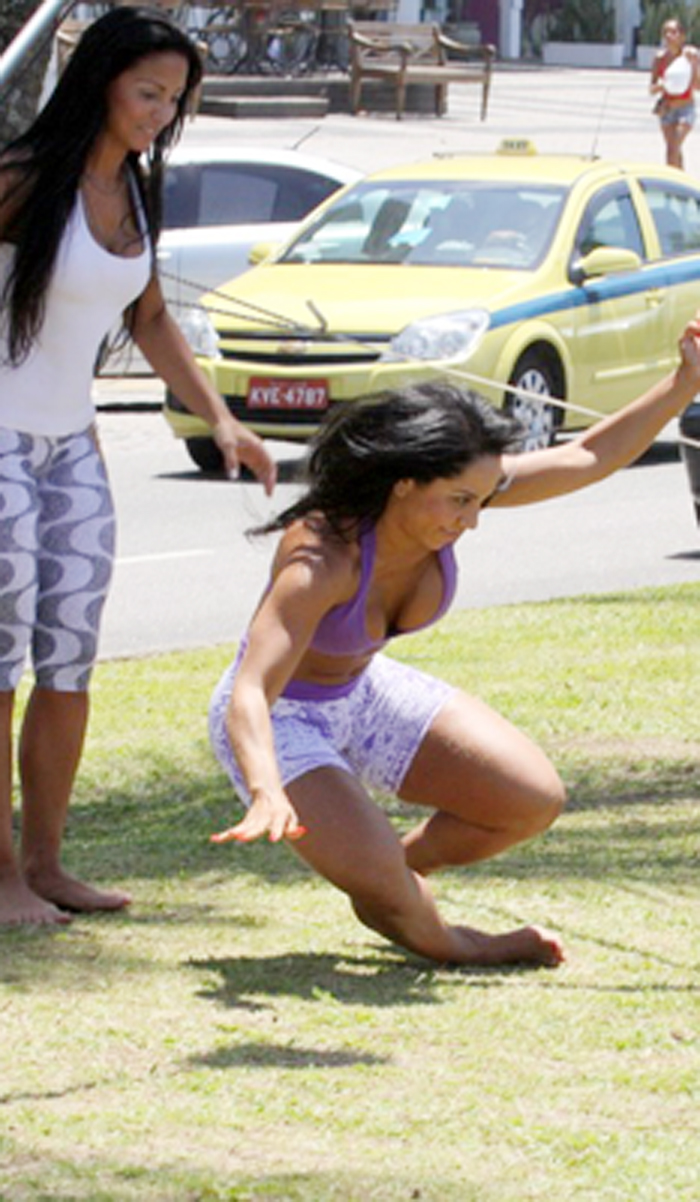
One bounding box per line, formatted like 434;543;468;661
575;188;645;260
640;181;700;257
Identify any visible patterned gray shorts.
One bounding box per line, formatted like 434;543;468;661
0;427;116;691
209;650;456;806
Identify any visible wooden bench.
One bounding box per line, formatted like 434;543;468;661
348;20;495;121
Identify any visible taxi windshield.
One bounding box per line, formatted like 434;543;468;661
281;180;567;270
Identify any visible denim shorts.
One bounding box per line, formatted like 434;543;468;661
209;649;456;805
661;101;696;127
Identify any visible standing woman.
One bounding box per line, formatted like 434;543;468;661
650;17;700;169
0;6;276;926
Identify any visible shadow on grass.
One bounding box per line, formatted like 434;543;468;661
188;950;446;1012
189;1040;387;1070
63;752;311;884
0;1149;472;1202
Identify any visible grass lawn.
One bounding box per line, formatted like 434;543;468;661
1;583;698;1201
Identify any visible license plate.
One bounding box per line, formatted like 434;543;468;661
247;378;329;411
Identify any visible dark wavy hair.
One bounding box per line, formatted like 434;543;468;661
255;383;523;537
0;5;202;364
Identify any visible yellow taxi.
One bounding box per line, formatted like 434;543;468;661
165;141;700;471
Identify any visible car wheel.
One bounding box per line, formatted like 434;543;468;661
185;438;225;474
506;352;563;452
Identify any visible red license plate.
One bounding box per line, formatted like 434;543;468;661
247;378;329;411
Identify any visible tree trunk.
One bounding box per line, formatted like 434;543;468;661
0;0;55;145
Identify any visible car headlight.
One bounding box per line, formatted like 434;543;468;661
177;306;222;359
386;309;490;363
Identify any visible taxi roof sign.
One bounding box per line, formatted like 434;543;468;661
497;138;538;156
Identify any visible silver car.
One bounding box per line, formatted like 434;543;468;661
99;144;360;375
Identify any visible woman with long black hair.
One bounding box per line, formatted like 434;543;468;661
0;7;276;925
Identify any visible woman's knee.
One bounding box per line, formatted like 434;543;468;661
517;761;566;835
532;778;566;833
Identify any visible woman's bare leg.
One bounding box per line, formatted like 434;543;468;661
399;692;565;876
663;121;692;169
287;766;563;967
0;690;70;926
19;687;130;913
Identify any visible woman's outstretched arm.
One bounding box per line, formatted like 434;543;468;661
492;316;700;509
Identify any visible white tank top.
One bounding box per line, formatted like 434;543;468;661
0;184;151;436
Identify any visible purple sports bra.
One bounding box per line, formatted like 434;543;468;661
280;523;457;701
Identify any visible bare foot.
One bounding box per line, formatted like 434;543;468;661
25;866;131;914
452;923;565;968
0;870;72;927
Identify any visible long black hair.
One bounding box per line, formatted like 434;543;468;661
256;383;523;537
0;5;202;365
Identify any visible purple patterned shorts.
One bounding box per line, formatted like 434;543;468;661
209;650;456;805
0;427;115;691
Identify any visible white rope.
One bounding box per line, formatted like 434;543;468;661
437;362;602;420
435;362;700;451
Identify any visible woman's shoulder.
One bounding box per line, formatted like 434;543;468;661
272;516;360;598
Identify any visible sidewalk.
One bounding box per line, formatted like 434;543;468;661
93;376;164;410
179;63;691;178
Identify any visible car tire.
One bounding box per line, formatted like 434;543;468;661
505;351;563;452
185;438;225;474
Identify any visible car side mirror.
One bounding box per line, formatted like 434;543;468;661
248;241;282;266
569;246;642;285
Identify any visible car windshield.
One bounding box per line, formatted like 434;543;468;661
281;180;567;269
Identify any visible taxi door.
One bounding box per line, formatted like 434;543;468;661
568;181;671;416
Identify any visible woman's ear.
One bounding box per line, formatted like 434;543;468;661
393;478;415;499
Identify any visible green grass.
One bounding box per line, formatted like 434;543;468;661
1;584;699;1201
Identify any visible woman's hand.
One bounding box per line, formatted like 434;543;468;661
210;786;306;845
213;416;277;496
677;311;700;383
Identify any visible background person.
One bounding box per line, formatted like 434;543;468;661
650;17;700;169
209;319;700;969
0;6;276;927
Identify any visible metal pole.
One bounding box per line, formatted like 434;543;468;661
0;0;75;94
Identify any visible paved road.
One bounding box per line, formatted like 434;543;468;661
95;64;700;660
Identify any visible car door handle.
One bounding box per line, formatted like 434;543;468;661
644;288;665;306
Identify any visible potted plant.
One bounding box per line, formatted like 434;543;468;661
542;0;625;67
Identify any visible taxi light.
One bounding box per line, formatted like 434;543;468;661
497;138;538;156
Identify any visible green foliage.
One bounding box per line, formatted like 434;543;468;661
545;0;616;42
